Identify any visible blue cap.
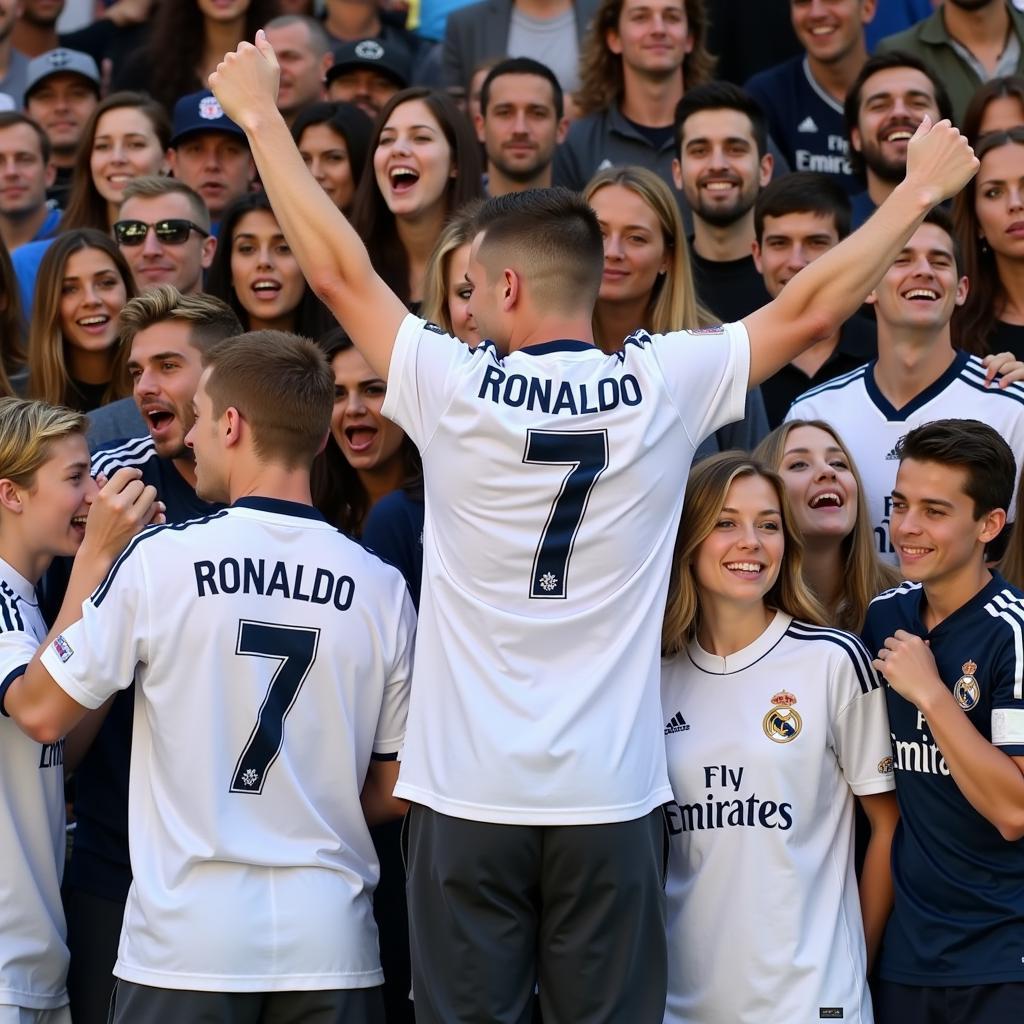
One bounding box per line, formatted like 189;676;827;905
169;90;247;148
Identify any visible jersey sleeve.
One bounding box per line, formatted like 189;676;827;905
0;627;42;692
830;637;896;796
371;588;416;760
988;624;1024;756
39;540;151;710
650;322;751;446
381;313;478;451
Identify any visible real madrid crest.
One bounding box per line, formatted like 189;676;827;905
953;660;980;711
763;689;802;743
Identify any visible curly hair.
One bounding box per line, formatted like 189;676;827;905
575;0;716;118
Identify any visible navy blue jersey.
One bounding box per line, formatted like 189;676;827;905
65;437;222;901
745;56;856;195
862;574;1024;985
362;489;424;611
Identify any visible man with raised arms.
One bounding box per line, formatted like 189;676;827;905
206;32;977;1024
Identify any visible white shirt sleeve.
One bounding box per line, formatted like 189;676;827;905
649;322;751;446
0;629;41;689
830;640;896;796
381;314;479;450
372;588;416;758
40;541;150;710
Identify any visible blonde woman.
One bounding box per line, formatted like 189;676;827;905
756;419;900;632
584;165;715;353
585;166;769;455
661;451;898;1024
25;230;136;412
420;200;484;345
0;398;160;1024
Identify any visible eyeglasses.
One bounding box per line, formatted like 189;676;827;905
113;219;210;246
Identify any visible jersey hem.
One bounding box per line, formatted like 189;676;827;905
40;648;107;710
849;776;896;796
0;990;69;1011
113;964;384;993
393;784;674;825
878;967;1024;986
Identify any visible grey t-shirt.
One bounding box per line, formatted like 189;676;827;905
506;7;579;95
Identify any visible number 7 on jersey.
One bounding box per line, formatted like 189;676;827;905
524;429;608;599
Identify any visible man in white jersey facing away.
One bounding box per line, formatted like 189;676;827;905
0;398;162;1024
2;332;416;1024
787;206;1024;564
208;31;976;1024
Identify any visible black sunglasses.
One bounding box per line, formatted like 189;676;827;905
113;219;210;246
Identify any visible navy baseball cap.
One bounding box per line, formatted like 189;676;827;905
169;90;248;148
326;39;410;90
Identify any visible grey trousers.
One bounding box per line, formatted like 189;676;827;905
405;805;669;1024
107;981;386;1024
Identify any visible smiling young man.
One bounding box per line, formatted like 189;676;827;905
787;207;1024;562
863;418;1024;1023
746;0;876;195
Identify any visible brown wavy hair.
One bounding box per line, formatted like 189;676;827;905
0;239;24;393
575;0;716;118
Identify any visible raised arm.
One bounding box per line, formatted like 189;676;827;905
743;117;979;388
209;33;408;379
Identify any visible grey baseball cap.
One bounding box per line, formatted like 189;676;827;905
25;49;101;99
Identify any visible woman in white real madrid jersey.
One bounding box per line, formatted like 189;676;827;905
660;452;899;1024
0;397;161;1024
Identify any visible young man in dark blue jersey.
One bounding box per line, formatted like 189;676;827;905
864;418;1024;1023
745;0;875;195
62;286;242;1024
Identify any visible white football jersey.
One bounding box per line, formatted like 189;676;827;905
787;352;1024;562
41;499;415;993
382;315;749;824
0;557;67;1011
661;612;895;1024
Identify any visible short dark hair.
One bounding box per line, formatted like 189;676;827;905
0;111;51;163
202;330;333;469
675;81;768;156
843;51;954;178
896;419;1015;519
474;187;604;313
919;204;962;275
479;57;564;121
754;171;851;243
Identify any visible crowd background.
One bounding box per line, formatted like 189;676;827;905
4;1;1024;1023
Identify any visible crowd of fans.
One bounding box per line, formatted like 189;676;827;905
2;1;1024;1023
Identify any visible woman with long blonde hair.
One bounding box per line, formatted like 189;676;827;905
420;200;484;344
755;419;900;632
661;451;897;1024
584;165;716;352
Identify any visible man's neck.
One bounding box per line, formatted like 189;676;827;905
229;467;314;508
486;161;552;197
172;454;198;490
10;21;57;59
0;534;46;586
874;324;957;409
944;0;1011;52
325;2;381;40
0;205;49;251
619;67;684;128
920;564;992;632
807;39;868;105
866;170;898;208
692;212;755;263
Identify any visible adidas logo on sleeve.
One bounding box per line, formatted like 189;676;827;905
665;712;690;734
